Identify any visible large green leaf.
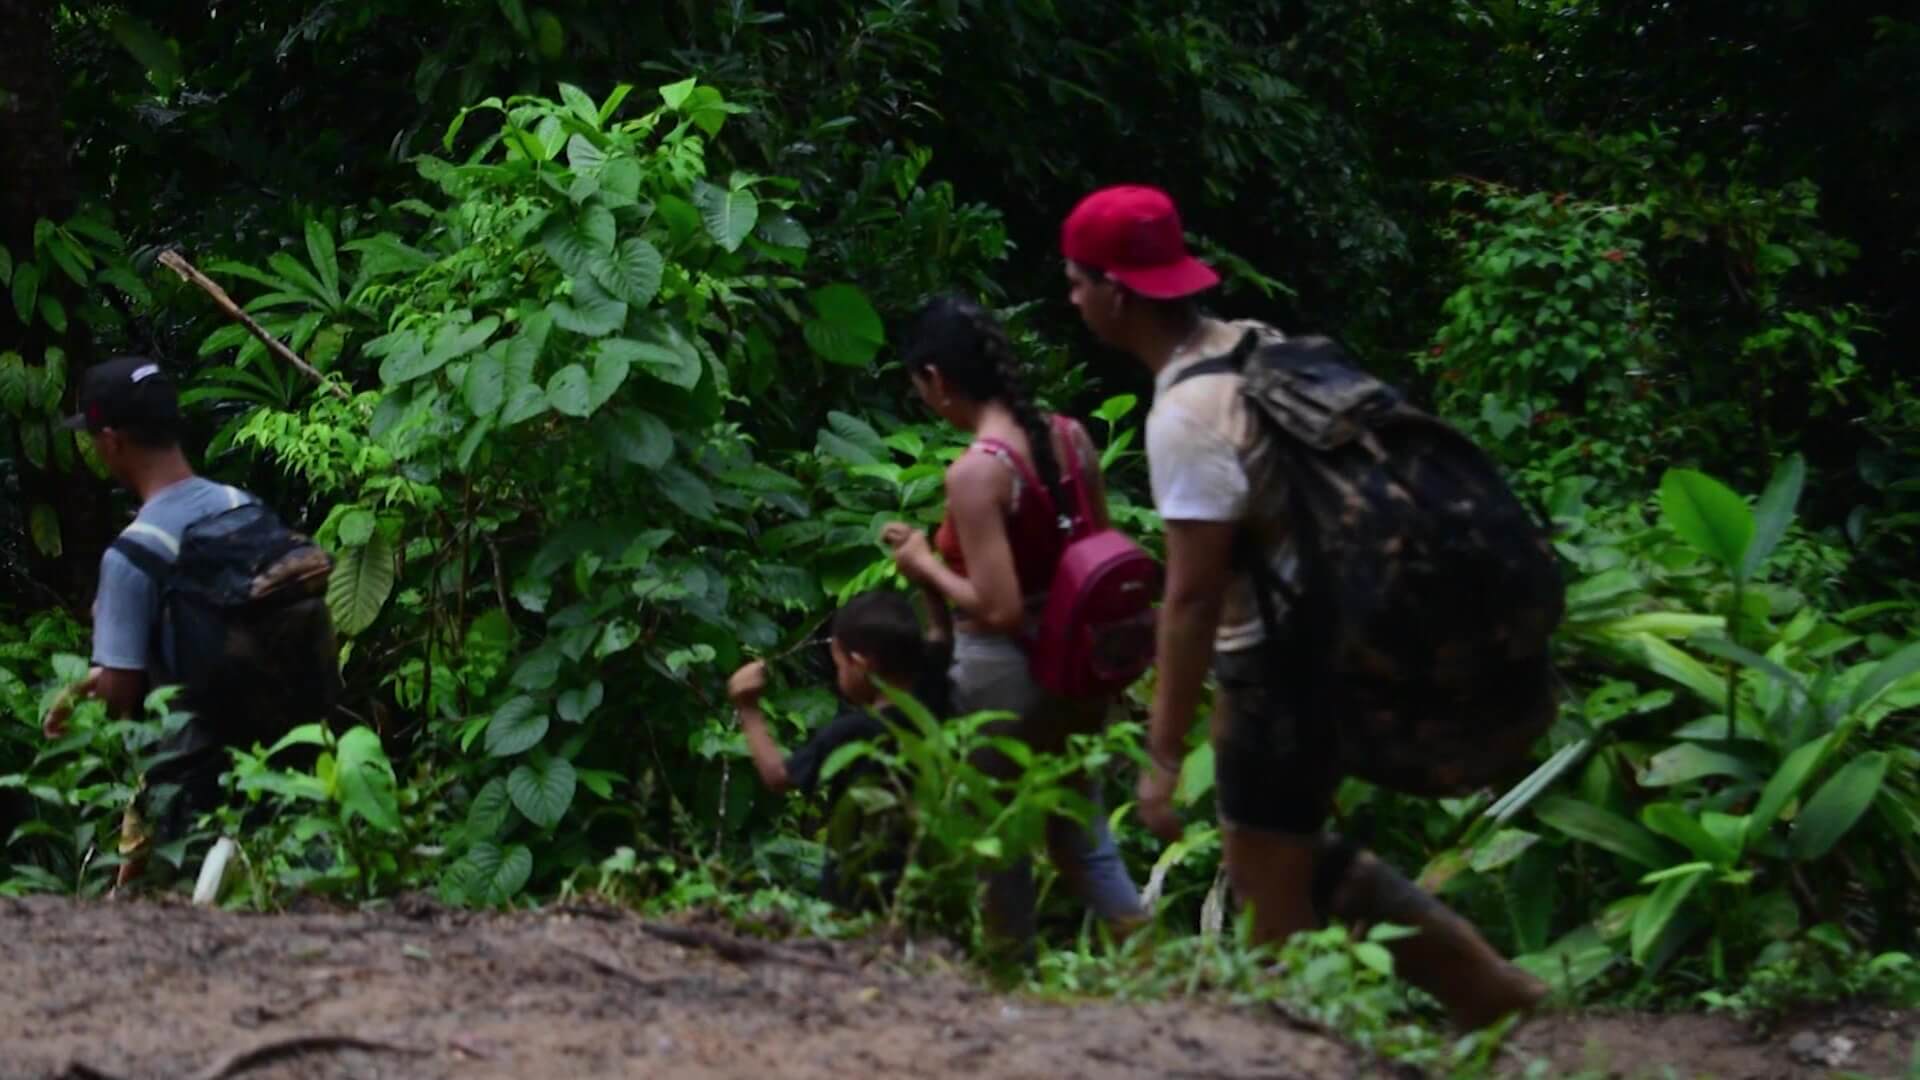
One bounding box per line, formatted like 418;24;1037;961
28;504;61;559
499;385;548;428
305;219;341;301
1630;864;1709;966
565;134;605;172
1789;751;1889;861
1745;734;1832;847
1467;828;1541;873
1616;632;1728;707
12;263;40;324
596;335;698;391
558;82;600;130
1535;795;1678;869
1659;468;1754;575
693;180;758;252
1641;802;1738;865
40;347;65;409
467;777;512;838
0;351;25;412
541;205;616;283
598;407;673;469
507;311;551;380
547;364;592;417
1848;641;1920;717
336;509;376;547
593;238;664;308
598;158;641;204
656;465;716;521
334;726;401;833
803;285;886;367
1739;453;1805;581
108;13;182;90
464;841;532;906
508;755;577;828
380;315;499;385
587;346;630;412
557;681;604;724
19;420;48;469
548;278;628;338
1514;924;1616;992
463;346;507;418
326;530;395;636
39;297;67;334
485;696;549;757
1638;743;1760;787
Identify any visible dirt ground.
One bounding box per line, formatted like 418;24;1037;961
1;896;1912;1080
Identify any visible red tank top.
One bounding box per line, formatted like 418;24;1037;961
934;428;1069;597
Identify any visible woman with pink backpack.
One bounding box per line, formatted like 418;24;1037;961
880;294;1150;960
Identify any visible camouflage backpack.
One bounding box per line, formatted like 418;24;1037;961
1170;332;1564;797
109;500;342;743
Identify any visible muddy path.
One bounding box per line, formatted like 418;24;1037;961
1;896;1911;1079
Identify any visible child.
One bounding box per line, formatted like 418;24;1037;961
727;588;951;908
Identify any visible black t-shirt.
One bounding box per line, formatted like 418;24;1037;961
783;702;907;911
783;702;890;796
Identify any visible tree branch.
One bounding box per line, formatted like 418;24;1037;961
156;249;350;400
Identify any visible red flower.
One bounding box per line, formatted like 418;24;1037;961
1603;249;1625;263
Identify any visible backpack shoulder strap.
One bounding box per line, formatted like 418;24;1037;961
1167;354;1238;388
1048;414;1100;537
1166;328;1264;390
109;535;174;584
969;436;1055;516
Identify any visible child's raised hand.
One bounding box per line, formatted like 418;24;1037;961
726;660;769;708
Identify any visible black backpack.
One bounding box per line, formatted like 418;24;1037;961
1171;331;1564;797
109;499;343;744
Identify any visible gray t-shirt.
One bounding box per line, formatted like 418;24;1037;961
93;477;254;672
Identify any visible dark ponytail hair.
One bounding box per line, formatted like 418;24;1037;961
900;294;1069;521
831;590;953;718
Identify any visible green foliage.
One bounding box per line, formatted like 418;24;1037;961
826;684;1138;941
1421;182;1658;486
4;0;1919;1036
1409;460;1920;1004
1026;912;1489;1072
0;632;206;894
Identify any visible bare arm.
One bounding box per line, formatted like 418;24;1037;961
728;661;790;794
738;705;792;794
96;668;147;722
1147;520;1237;769
894;455;1025;633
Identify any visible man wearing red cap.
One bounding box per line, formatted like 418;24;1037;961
1060;184;1545;1030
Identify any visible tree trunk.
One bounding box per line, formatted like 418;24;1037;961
0;0;113;611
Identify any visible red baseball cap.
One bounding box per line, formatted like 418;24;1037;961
1060;185;1220;300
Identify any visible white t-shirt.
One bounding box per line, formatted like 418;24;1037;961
1146;319;1298;653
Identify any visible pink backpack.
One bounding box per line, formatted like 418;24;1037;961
1026;416;1162;698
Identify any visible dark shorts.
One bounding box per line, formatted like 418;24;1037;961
1211;645;1340;836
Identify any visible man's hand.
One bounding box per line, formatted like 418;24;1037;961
726;660;768;709
42;666;103;740
1137;755;1182;842
881;522;938;585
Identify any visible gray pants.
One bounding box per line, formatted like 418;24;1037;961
949;631;1145;947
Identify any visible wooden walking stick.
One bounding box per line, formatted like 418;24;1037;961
157;249;351;400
